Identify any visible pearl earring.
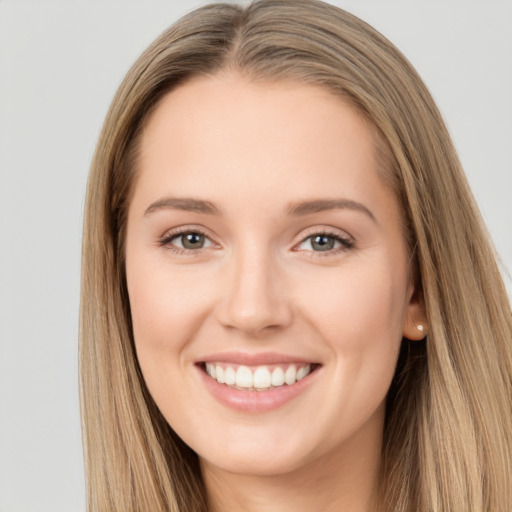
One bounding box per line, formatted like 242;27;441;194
415;324;424;332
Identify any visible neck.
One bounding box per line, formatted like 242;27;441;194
201;412;383;512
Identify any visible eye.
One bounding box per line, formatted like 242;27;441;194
174;232;208;249
159;229;215;252
297;232;354;253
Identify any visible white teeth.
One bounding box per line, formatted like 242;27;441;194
236;366;253;388
297;364;311;381
206;362;313;390
224;366;236;385
285;364;297;385
253;366;272;389
216;365;225;384
206;363;216;379
271;367;285;386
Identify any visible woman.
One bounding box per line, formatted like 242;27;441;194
79;1;512;511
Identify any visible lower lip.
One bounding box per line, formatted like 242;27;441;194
197;365;319;413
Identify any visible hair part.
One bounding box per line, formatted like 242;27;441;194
80;1;512;510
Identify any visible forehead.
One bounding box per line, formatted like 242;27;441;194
133;73;394;217
140;73;374;157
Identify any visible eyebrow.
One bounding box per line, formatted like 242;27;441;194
144;197;221;216
144;196;375;222
287;198;376;222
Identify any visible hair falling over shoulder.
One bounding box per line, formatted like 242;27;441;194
79;1;512;510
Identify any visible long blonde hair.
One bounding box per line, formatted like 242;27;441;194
80;1;512;510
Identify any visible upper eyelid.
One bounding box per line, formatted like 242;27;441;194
161;225;215;239
294;233;353;251
295;226;354;243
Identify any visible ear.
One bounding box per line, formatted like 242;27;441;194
402;280;428;340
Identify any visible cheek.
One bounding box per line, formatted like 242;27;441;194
296;260;407;389
303;267;406;432
126;248;224;392
301;262;405;338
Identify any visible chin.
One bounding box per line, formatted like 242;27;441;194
194;427;327;478
200;448;309;478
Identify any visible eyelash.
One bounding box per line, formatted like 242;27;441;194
158;227;214;256
158;227;355;257
294;229;355;257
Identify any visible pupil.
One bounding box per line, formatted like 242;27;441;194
312;235;334;251
183;233;204;249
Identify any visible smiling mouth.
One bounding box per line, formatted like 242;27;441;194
200;362;319;391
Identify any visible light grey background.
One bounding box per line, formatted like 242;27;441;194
0;1;510;511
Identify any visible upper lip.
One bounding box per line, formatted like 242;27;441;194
197;351;319;366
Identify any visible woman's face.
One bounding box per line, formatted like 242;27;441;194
125;74;424;478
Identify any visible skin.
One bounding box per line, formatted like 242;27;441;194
125;73;427;512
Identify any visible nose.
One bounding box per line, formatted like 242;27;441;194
215;246;293;337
